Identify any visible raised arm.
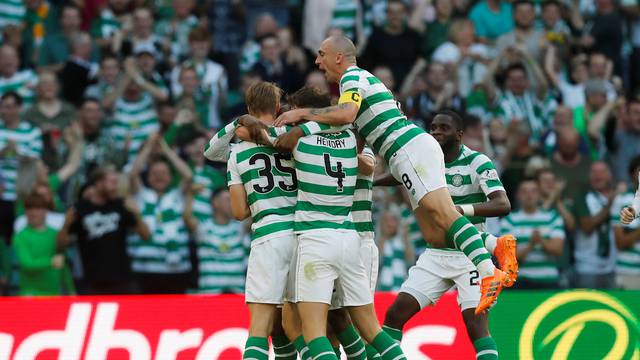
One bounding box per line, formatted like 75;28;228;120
56;208;76;252
124;198;151;240
159;138;193;191
57;123;85;183
182;185;200;234
587;100;618;139
129;133;158;194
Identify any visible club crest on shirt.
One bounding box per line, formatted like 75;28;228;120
452;174;464;187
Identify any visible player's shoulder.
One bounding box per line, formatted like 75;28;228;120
340;66;368;87
229;142;274;159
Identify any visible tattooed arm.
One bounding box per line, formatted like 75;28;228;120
274;102;359;127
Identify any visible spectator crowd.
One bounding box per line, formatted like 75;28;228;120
1;0;640;296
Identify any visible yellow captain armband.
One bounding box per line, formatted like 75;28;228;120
338;91;362;108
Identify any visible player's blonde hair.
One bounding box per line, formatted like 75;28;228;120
245;81;283;116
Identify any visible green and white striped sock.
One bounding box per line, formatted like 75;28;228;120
294;335;312;360
308;337;339;360
371;331;406;360
337;325;367;359
480;232;498;254
243;337;269;360
365;343;382;359
382;325;403;343
272;335;297;360
474;336;499;359
446;217;495;277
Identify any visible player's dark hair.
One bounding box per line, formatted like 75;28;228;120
80;97;101;107
534;167;554;181
505;63;528;78
542;0;561;9
629;155;640;177
513;0;534;10
188;27;211;43
0;91;22;106
435;110;464;131
287;86;332;108
89;165;117;185
210;187;228;201
24;192;52;210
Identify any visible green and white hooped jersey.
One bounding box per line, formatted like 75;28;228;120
431;145;505;251
109;94;159;165
191;165;226;221
196;218;247;294
0;121;43;201
227;142;297;243
0;70;38;106
352;146;375;240
0;0;26;30
339;66;425;165
500;209;565;283
378;234;408;291
401;207;424;257
293;130;358;233
610;191;640;275
331;0;359;41
446;145;504;229
129;187;191;274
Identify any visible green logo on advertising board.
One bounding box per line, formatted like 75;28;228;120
519;290;640;360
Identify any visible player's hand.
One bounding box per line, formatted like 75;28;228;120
531;230;543;246
274;127;304;153
237;116;270;145
620;207;636;225
274;109;303;127
51;254;65;269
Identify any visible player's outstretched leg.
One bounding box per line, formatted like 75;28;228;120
461;309;499;360
328;308;367;360
413;189;509;314
348;304;407;360
480;233;519;286
244;303;277;360
382;292;422;343
272;308;297;360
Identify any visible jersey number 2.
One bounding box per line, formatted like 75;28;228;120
249;153;297;193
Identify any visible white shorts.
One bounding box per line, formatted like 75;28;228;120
400;249;481;311
291;230;373;306
330;237;379;309
388;133;447;209
245;234;296;304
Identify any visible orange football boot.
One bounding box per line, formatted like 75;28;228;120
494;234;518;287
475;268;509;315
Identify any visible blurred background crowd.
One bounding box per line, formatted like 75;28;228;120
1;0;640;296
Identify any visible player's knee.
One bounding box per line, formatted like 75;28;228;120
384;295;419;329
462;309;489;341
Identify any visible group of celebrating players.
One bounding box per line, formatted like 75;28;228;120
204;35;522;360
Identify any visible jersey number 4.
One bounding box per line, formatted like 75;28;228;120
249;153;297;193
323;153;346;192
